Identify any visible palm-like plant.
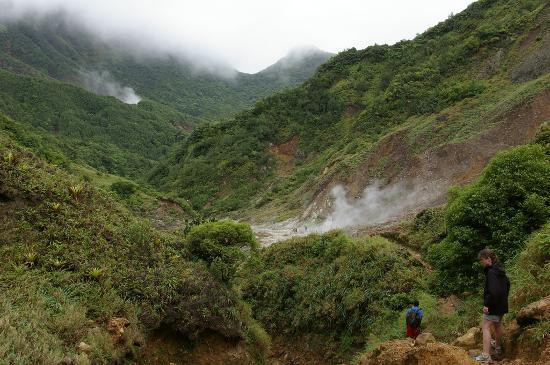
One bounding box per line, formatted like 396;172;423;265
24;252;38;267
68;185;84;202
3;151;16;165
88;267;103;281
51;202;62;212
50;258;65;269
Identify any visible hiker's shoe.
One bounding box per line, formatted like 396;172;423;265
490;340;503;360
475;353;492;362
493;347;503;361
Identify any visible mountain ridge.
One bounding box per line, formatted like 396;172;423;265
149;0;550;221
0;16;333;122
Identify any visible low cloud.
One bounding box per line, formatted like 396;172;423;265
0;0;475;73
79;70;141;104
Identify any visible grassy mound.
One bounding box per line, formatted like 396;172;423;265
0;132;261;363
239;231;423;357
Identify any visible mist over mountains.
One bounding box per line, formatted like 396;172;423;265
0;12;333;121
0;0;475;73
0;1;549;364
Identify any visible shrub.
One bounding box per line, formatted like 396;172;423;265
110;181;138;197
508;223;550;313
186;221;258;283
406;207;447;252
533;122;550;149
240;232;422;352
427;145;550;293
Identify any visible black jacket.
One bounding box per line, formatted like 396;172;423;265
483;263;510;316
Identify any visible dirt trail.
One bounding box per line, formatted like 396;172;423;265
140;330;251;365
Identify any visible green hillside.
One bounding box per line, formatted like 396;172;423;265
1;121;548;363
0;17;331;181
0;71;188;179
0;128;271;363
1;1;549;363
149;0;550;216
0;18;332;122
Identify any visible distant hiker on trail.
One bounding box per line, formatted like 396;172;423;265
405;299;423;339
475;248;510;363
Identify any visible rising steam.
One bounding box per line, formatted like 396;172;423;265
78;70;141;104
254;180;440;245
315;181;438;231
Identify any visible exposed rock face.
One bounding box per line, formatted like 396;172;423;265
516;295;550;326
415;332;436;346
107;317;130;343
453;327;482;350
305;89;550;226
359;339;477;365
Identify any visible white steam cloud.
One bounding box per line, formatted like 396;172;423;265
254;180;441;245
315;181;437;232
79;70;141;104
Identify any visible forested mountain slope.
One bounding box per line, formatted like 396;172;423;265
0;17;332;122
0;71;187;179
150;0;550;218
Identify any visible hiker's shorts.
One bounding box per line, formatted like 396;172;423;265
483;314;502;322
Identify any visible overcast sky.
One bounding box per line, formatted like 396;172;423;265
2;0;476;73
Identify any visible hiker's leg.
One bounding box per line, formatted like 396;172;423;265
482;318;492;355
494;321;503;347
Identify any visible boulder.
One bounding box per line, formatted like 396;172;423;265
107;317;129;343
415;332;436;346
516;295;550;326
77;342;91;354
453;327;482;350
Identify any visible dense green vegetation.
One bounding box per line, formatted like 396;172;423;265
187;221;258;283
0;71;187;179
509;222;550;314
0;132;267;363
239;231;422;356
0;0;549;363
232;135;550;361
0;19;331;122
427;144;550;293
150;0;549;216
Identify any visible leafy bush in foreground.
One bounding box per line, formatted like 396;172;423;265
187;221;258;283
428;144;550;293
508;223;550;313
240;231;422;353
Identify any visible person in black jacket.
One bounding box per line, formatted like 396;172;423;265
475;248;510;362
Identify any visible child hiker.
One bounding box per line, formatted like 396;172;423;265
406;299;423;339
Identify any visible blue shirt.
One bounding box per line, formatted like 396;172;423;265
408;306;423;318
